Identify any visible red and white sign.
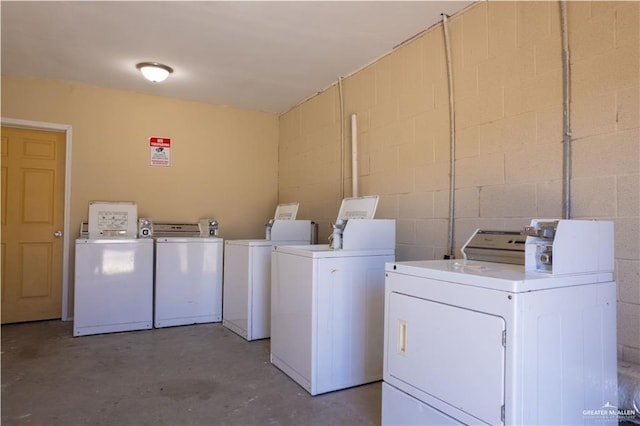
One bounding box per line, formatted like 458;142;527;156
149;137;171;167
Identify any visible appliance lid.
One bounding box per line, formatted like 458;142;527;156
274;244;394;258
87;200;138;239
273;202;299;220
386;259;613;293
461;229;526;265
336;195;379;221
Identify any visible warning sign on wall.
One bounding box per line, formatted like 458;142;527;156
149;137;171;167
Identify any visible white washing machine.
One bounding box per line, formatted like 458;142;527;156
153;221;224;328
270;196;396;396
223;202;316;341
74;201;153;337
382;220;617;425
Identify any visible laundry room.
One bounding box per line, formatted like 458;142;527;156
1;1;639;425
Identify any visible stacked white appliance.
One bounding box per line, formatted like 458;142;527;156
223;203;315;341
271;196;396;395
382;219;617;425
152;219;223;328
74;201;153;337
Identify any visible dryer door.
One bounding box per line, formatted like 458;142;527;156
387;291;506;425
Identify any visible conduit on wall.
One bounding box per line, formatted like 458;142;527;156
442;13;457;259
560;0;572;220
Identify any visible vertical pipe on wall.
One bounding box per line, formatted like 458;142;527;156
351;114;358;197
338;77;345;200
442;13;457;259
560;1;572;220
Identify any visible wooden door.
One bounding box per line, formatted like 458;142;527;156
1;126;65;323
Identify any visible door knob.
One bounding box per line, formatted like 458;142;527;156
54;230;63;238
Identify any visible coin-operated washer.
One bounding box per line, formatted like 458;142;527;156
382;219;616;426
152;219;223;328
271;195;396;396
74;201;154;337
223;203;317;341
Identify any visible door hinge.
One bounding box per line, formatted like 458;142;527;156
501;405;505;423
502;330;506;347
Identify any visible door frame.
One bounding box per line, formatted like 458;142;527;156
1;117;73;321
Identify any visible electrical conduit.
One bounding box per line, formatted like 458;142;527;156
338;77;345;200
442;13;456;259
560;1;572;219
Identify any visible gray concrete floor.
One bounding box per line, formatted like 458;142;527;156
1;321;381;426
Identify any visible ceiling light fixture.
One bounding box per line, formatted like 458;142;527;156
136;62;173;83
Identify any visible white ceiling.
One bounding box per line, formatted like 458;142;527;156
1;1;474;114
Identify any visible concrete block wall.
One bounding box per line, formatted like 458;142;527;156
278;1;639;362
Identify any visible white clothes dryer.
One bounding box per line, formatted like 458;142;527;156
382;220;617;426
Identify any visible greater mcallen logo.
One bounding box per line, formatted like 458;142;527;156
583;401;638;421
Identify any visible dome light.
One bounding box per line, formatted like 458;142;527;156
136;62;173;83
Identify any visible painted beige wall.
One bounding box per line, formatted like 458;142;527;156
279;2;640;362
2;75;279;313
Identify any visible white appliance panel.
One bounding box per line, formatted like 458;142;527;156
381;382;460;426
383;261;617;426
271;247;393;395
387;291;505;425
73;239;153;336
341;219;395;250
88;201;137;239
336;195;379;220
269;220;311;242
524;219;614;275
154;238;223;327
273;202;299;220
249;246;271;339
315;256;389;393
516;281;618;424
222;241;252;339
223;240;272;340
271;251;314;391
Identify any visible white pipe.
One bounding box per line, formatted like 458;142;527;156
351;114;358;197
442;13;456;259
560;1;572;220
338;77;345;199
